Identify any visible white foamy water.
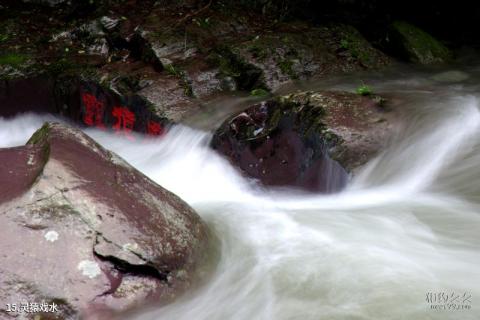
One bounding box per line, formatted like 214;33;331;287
1;69;480;320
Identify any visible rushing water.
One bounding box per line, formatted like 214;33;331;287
1;65;480;320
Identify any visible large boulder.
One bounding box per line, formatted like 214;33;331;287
229;24;391;91
387;21;452;64
0;123;209;319
211;91;397;192
0;76;170;138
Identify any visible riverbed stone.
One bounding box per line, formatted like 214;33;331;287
0;122;209;318
388;21;452;64
211;91;397;192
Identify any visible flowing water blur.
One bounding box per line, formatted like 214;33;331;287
2;65;480;319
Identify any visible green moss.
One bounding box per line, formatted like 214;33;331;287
339;34;372;65
165;63;181;77
356;84;373;96
278;59;297;79
43;58;77;76
0;53;29;67
211;45;265;91
192;17;212;29
27;123;51;145
250;88;270;97
247;43;269;62
390;21;452;64
164;63;194;97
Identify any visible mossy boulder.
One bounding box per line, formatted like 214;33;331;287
211;90;397;192
231;23;391;91
388;21;452;64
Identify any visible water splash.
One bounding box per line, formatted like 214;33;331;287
1;68;480;320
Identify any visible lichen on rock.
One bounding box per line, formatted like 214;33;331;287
0;122;211;318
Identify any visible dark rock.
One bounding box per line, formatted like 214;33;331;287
0;122;210;318
1;2;395;128
387;21;452;64
0;76;170;137
211;91;397;192
232;24;391;91
128;8;391;118
137;76;200;122
21;0;67;6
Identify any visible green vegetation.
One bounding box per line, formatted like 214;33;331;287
356;84;373;96
27;123;51;145
193;17;212;29
278;59;297;79
247;43;269;62
44;58;74;74
250;88;269;97
340;35;371;65
211;45;265;91
165;63;182;77
164;63;194;97
390;21;452;64
0;53;29;67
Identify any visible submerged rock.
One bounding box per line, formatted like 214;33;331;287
0;123;209;318
211;91;396;192
388;21;452;64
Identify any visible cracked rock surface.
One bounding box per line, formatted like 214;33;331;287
0;122;209;319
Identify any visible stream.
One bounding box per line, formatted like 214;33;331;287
1;64;480;320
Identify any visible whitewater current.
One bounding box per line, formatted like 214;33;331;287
1;66;480;320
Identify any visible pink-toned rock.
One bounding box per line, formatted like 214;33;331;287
211;91;397;192
0;123;209;319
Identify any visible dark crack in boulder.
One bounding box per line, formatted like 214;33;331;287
0;122;209;319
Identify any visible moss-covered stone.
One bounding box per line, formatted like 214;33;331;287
250;88;270;97
27;123;52;145
210;45;266;91
0;53;29;67
389;21;452;64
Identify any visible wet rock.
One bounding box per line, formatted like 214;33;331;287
211;91;396;192
130;26;228;97
0;76;170;137
0;123;209;318
387;21;452;64
130;7;391;113
49;18;111;61
138;75;199;122
232;24;391;91
1;2;396;128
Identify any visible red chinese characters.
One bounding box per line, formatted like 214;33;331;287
147;121;164;136
112;106;136;138
81;93;105;128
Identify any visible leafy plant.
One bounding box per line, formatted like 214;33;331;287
0;53;28;67
250;88;269;97
165;63;181;77
356;84;373;96
193;17;211;29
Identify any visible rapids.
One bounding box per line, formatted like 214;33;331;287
1;65;479;320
